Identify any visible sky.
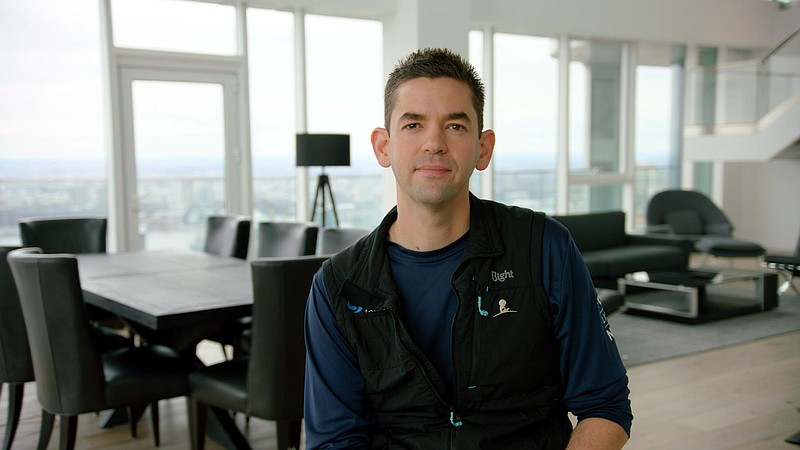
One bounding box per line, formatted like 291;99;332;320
0;0;676;181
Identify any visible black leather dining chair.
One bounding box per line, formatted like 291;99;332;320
18;216;126;331
188;256;328;450
18;216;108;254
203;215;252;359
317;226;371;255
7;248;192;449
0;246;53;450
252;221;319;258
215;221;319;360
204;215;251;260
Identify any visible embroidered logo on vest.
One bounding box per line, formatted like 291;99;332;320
493;299;517;318
491;269;514;282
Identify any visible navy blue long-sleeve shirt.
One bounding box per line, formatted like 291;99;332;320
304;218;632;448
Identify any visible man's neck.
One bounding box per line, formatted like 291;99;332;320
388;195;471;252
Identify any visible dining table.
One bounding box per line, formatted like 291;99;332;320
76;249;254;449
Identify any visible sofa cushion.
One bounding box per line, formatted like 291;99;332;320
589;245;689;277
664;209;704;235
576;253;610;278
553;211;627;251
695;237;766;257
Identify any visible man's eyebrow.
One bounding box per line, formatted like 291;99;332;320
398;112;424;122
397;112;472;122
445;112;472;123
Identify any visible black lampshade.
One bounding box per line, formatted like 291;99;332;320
296;133;351;167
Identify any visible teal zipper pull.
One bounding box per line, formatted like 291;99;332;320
450;410;463;427
476;282;489;317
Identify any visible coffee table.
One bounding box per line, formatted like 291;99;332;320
618;268;778;323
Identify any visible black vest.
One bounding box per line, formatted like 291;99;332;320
323;195;573;449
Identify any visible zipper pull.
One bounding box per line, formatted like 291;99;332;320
475;278;489;317
450;409;463;427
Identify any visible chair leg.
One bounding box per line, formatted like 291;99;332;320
2;382;24;450
150;401;160;446
59;415;78;450
189;399;207;450
275;419;302;450
37;410;55;450
127;406;137;438
778;273;800;295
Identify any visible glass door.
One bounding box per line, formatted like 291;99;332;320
118;68;239;251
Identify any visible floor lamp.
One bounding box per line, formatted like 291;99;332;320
296;133;351;227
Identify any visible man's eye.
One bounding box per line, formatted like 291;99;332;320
404;123;420;130
448;124;465;131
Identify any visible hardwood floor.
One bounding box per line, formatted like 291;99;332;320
2;330;798;449
625;330;800;449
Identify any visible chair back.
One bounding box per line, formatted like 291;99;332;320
204;215;251;259
246;256;327;419
0;246;34;384
253;222;318;257
7;248;107;415
646;190;733;237
317;226;371;255
19;216;107;254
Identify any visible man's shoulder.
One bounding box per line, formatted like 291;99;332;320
473;197;570;246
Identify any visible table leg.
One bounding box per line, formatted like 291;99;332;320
205;406;252;450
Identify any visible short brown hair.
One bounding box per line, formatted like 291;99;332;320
384;48;485;135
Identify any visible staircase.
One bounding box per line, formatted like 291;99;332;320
684;27;800;163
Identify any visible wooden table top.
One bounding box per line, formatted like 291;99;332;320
77;250;252;333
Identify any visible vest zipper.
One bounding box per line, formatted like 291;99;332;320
450;420;458;449
469;278;487;386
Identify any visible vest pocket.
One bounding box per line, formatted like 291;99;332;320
466;284;554;390
349;310;446;408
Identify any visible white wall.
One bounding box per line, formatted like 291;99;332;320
723;159;800;253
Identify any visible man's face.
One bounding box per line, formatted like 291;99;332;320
372;77;494;209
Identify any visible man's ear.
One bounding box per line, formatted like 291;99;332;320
371;127;391;168
475;129;495;171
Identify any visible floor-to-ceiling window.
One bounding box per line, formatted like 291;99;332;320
248;8;297;222
0;1;107;245
492;33;559;212
305;14;383;228
568;39;625;214
109;0;243;251
634;43;685;227
468;30;485;197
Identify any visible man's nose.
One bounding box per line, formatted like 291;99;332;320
422;128;446;154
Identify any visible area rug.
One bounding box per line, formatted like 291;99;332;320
608;292;800;367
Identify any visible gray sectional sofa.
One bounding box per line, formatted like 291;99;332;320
552;210;690;289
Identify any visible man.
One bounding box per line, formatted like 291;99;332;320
304;47;632;449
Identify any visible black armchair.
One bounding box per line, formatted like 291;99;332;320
188;256;328;450
8;248;192;449
645;189;765;260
